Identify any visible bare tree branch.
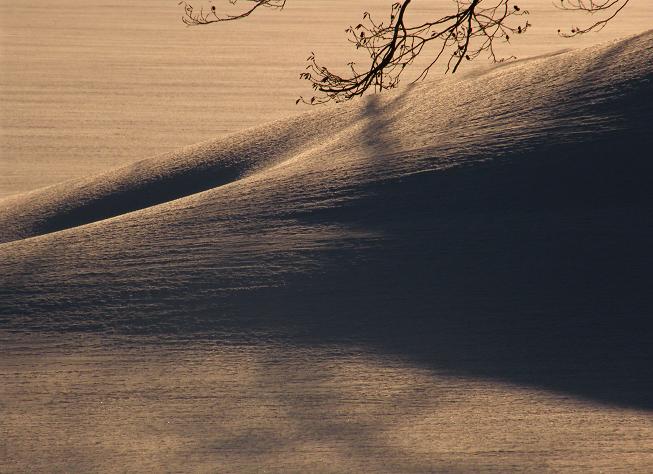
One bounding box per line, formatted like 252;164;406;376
299;0;530;104
555;0;631;37
179;0;286;25
179;0;631;104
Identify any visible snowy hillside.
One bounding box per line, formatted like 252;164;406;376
2;28;653;394
1;31;653;472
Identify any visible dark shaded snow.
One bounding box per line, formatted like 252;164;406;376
2;30;653;403
1;31;653;472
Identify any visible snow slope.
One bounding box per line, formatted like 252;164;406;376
1;30;653;412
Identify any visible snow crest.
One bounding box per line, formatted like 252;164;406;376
1;31;651;244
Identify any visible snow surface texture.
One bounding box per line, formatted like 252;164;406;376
2;32;653;405
3;0;653;199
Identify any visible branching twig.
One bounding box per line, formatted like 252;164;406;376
179;0;286;25
299;0;530;104
179;0;631;104
555;0;631;37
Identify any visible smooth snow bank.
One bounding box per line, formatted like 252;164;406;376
1;31;651;244
1;32;652;408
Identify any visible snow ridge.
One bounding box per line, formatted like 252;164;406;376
1;31;651;245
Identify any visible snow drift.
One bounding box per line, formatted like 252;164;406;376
1;32;652;407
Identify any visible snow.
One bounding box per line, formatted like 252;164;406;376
2;0;652;197
1;28;653;473
1;32;651;243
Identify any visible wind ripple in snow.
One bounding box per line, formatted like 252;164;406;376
1;32;652;408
